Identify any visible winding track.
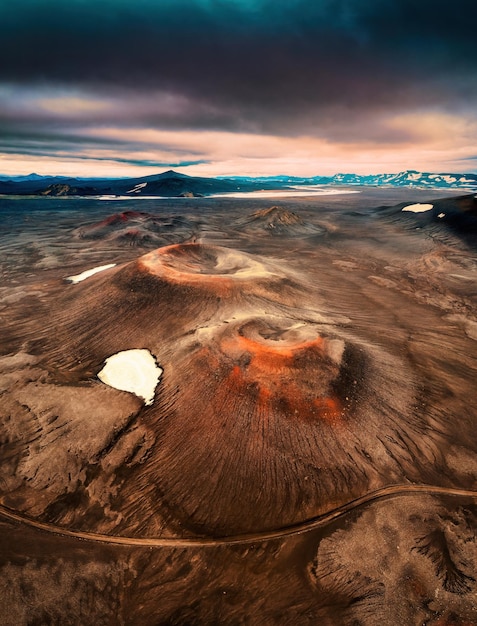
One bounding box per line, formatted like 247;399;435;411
1;484;477;548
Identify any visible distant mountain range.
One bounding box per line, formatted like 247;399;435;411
0;170;258;197
221;170;477;189
0;169;476;197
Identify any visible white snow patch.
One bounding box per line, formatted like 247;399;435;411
402;203;434;213
407;172;422;181
443;175;456;184
127;182;148;194
97;349;162;405
438;213;445;218
66;264;117;284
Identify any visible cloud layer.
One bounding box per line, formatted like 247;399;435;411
1;0;476;175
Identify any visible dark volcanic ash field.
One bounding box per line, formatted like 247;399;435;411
1;187;477;625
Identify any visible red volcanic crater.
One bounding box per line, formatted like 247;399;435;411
0;242;432;537
218;319;347;422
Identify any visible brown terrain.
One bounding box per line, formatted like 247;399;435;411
1;188;477;624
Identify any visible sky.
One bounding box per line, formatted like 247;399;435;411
0;0;476;178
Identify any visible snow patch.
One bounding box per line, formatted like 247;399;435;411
127;182;148;194
66;264;117;284
402;203;434;213
97;349;162;405
438;213;445;218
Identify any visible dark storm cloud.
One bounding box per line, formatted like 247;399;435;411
0;137;208;169
1;0;476;137
0;117;209;166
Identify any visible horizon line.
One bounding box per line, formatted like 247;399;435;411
2;167;477;181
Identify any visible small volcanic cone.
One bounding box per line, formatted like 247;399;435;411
74;211;197;247
253;206;304;224
241;206;325;236
76;211;148;237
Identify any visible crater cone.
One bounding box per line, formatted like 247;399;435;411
218;318;348;422
74;211;196;248
240;206;325;236
138;243;279;293
118;314;369;535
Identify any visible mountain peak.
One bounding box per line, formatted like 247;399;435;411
159;169;189;178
